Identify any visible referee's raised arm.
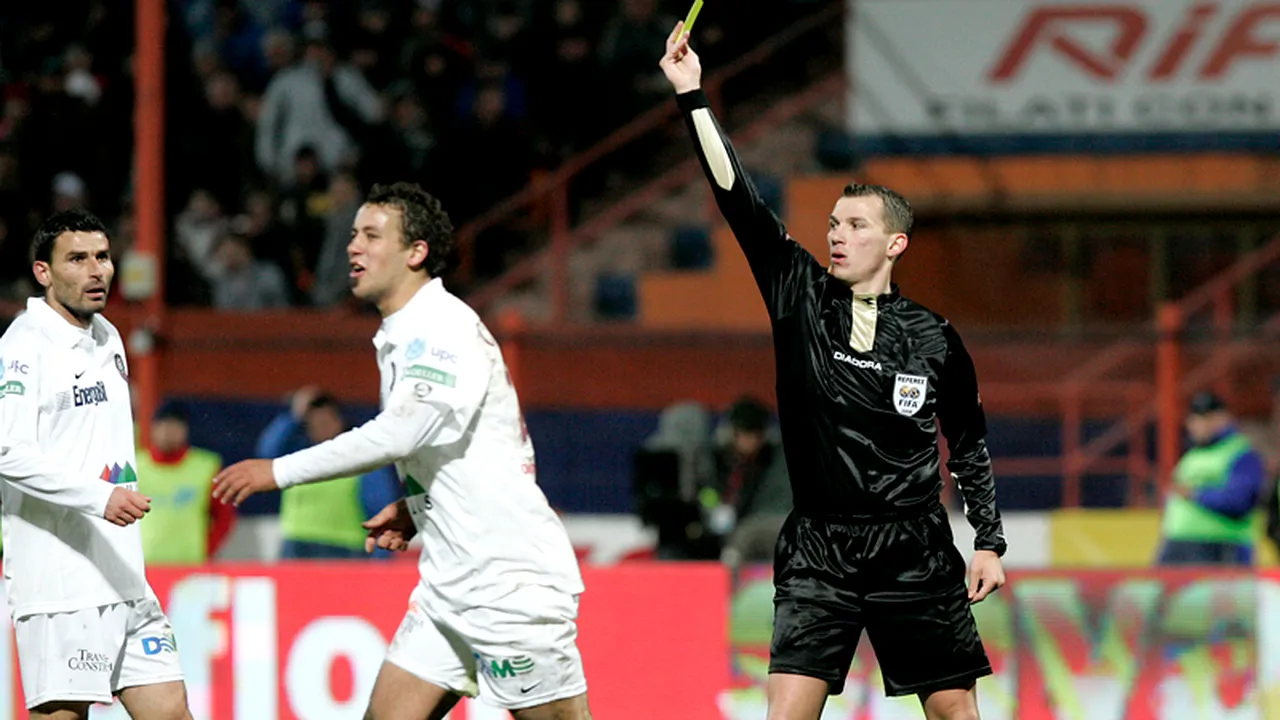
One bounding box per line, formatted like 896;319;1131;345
660;23;798;299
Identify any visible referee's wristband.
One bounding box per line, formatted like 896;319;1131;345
976;542;1007;558
676;89;710;114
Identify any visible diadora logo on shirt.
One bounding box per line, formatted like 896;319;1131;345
833;351;882;371
74;381;109;407
100;462;138;485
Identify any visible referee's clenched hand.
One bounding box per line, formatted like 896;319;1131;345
967;550;1006;603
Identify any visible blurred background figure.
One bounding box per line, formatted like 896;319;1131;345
634;400;718;560
209;231;291;310
703;396;791;568
1262;377;1280;558
254;26;383;184
1157;391;1265;566
255;386;400;559
137;401;237;566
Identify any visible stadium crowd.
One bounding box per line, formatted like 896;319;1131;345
0;0;813;309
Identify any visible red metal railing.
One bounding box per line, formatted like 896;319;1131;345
454;3;844;321
1011;233;1280;507
467;72;844;319
1153;234;1280;489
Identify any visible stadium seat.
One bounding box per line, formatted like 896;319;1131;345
750;170;785;217
670;225;714;269
815;128;860;172
594;273;638;320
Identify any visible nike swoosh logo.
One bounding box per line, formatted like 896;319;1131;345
520;682;542;694
75;371;86;379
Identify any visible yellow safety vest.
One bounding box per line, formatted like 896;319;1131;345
137;447;222;565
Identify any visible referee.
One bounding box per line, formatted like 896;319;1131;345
660;24;1005;720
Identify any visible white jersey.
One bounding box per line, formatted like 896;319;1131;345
275;279;583;608
0;299;148;618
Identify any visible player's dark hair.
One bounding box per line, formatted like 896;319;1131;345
842;183;913;236
31;208;110;264
727;396;770;433
366;182;455;277
307;393;340;412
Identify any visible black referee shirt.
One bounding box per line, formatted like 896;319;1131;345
678;89;1006;556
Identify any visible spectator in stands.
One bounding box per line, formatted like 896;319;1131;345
438;78;535;279
51;171;87;213
256;386;401;559
137;401;237;565
1157;391;1265;566
401;4;467;128
184;70;259;210
174;187;230;282
209;232;291;311
254;26;383;184
1263;377;1280;557
346;0;401;91
233;189;292;289
599;0;675;127
440;76;534;224
311;172;362;308
533;0;601;155
703;396;792;567
258;28;298;90
210;1;268;90
276;145;330;293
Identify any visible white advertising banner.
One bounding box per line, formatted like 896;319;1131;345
847;0;1280;142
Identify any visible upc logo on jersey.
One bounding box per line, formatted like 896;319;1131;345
74;381;109;407
893;374;927;417
100;462;138;485
0;357;28;379
141;633;177;656
405;338;426;360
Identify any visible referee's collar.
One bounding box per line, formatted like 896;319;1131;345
826;277;902;305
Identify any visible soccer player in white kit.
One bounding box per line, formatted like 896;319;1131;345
0;210;193;719
214;182;592;720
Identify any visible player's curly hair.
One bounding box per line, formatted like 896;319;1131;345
366;182;455;277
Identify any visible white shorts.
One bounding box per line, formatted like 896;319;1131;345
386;584;587;710
13;597;184;709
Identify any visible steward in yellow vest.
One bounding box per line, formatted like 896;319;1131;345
1158;392;1264;566
256;389;400;559
137;402;237;565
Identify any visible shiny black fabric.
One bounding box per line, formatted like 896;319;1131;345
769;507;992;696
677;89;1004;556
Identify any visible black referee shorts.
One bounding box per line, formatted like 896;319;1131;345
769;503;992;697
